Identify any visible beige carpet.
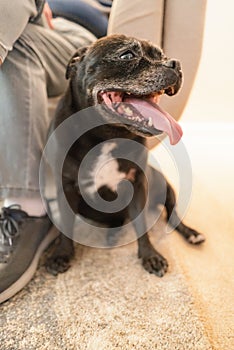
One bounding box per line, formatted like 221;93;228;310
169;180;234;350
1;177;233;350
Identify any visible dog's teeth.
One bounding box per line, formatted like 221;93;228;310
170;87;175;94
124;107;133;116
148;117;153;127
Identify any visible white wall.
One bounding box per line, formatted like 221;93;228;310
183;0;234;122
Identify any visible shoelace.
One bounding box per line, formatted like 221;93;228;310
0;205;21;247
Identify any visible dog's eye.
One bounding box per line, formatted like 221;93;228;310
120;51;135;60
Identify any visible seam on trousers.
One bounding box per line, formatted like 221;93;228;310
25;54;32;191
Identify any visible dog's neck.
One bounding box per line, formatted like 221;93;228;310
70;78;84;111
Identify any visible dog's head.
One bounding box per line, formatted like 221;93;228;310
66;34;183;144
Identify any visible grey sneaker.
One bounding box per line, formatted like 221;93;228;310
0;205;59;303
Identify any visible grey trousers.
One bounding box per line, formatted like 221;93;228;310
0;18;96;199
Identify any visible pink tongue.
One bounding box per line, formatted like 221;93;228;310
124;98;183;145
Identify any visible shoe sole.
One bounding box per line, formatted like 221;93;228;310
0;226;60;304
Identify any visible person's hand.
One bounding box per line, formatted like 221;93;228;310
43;2;54;29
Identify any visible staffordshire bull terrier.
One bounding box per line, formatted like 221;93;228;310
46;34;205;277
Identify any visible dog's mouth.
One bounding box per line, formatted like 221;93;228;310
98;90;183;145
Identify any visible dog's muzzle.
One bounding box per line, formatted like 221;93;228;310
98;90;183;145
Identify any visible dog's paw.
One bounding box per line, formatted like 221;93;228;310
46;255;72;276
142;254;168;277
187;232;206;245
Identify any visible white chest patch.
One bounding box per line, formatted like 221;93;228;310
83;142;127;195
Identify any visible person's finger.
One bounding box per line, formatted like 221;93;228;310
43;2;54;29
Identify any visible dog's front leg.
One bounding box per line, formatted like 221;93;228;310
129;179;168;277
46;180;76;275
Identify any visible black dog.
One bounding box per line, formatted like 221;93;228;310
46;35;205;277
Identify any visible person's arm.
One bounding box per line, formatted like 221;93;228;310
0;0;44;64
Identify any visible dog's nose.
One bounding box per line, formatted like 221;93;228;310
163;59;178;69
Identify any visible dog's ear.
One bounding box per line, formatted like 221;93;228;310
66;46;88;80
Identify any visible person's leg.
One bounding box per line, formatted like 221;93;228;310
0;34;50;215
0;19;96;303
48;0;108;38
0;19;95;211
108;0;207;147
